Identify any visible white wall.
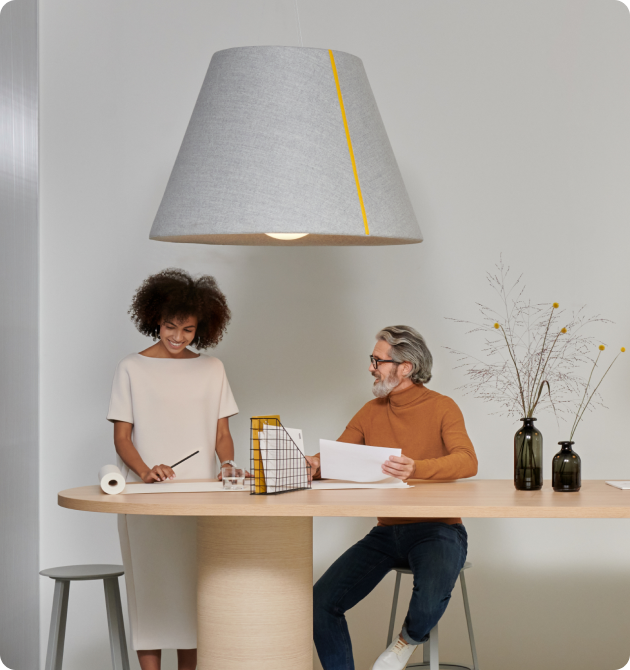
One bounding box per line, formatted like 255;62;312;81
0;1;39;669
39;1;630;669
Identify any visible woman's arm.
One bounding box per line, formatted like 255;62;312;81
215;417;254;479
215;417;235;466
113;421;175;482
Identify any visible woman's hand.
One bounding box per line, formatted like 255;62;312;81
305;455;321;482
141;464;175;483
382;455;416;481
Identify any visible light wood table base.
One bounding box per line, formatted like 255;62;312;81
197;516;313;670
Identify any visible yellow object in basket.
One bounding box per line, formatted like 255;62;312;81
251;415;280;494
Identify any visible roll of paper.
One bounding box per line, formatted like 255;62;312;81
98;464;126;495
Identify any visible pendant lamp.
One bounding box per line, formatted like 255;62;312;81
149;46;422;246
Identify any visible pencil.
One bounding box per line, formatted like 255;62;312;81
170;450;200;469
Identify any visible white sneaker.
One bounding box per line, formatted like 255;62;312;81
371;636;418;670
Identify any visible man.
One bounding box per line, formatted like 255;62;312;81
305;325;478;670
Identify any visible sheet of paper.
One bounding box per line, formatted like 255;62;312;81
285;427;305;453
605;481;630;490
259;425;309;492
319;439;402;482
311;479;411;490
120;480;240;495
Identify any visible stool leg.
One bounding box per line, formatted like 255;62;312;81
460;571;479;670
103;577;130;670
387;572;403;647
429;625;439;670
45;579;70;670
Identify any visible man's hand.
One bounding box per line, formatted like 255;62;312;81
305;455;320;482
382;455;416;480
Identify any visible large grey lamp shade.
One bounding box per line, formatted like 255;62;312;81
149;46;422;246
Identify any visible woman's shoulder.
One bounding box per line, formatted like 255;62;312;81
108;354;142;384
115;352;142;369
196;353;225;370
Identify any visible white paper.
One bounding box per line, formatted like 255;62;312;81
98;464;126;495
259;426;308;492
319;439;402;482
311;479;411;490
120;480;235;494
98;466;247;495
605;481;630;490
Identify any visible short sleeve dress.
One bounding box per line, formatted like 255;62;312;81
107;353;238;650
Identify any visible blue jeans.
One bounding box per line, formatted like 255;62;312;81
313;522;468;670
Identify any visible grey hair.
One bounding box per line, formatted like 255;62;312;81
376;325;433;384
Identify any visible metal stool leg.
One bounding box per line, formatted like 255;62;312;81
103;577;130;670
44;579;70;670
387;572;403;646
459;571;479;670
429;625;439;670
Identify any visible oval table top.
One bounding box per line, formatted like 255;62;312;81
58;479;630;518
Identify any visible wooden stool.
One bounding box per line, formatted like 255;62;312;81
40;564;130;670
386;561;480;670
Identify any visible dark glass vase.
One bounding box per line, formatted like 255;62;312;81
552;441;581;492
514;418;543;490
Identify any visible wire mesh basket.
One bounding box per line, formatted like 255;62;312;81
250;416;311;495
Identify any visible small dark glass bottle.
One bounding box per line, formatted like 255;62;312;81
552;441;581;492
514;418;543;491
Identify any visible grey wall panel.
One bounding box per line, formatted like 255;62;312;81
0;0;39;668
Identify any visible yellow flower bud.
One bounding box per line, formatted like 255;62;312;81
494;323;500;329
561;328;567;334
553;302;559;309
599;345;605;351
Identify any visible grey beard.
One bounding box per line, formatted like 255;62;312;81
372;370;400;398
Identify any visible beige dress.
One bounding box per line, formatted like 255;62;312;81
107;353;238;650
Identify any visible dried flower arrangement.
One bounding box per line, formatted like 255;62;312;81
446;259;613;422
567;344;625;441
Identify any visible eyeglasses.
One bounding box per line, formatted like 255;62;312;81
370;354;399;369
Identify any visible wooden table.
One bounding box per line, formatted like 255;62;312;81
58;480;630;669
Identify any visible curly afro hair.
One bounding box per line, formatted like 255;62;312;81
129;268;231;349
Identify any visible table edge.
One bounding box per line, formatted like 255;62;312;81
57;493;630;519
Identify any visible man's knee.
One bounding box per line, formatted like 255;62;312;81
314;577;349;624
313;579;335;622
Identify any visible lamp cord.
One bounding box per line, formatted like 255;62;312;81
294;0;304;47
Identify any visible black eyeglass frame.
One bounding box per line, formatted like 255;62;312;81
370;355;399;369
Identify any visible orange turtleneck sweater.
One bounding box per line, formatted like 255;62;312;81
327;383;478;526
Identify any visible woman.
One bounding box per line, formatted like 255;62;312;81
107;269;238;670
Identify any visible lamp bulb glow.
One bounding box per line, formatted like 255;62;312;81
265;233;309;241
